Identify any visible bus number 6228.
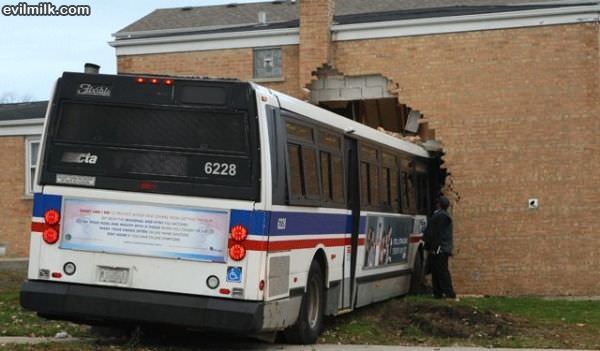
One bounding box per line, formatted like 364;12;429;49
204;162;237;176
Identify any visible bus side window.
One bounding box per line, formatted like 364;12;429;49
359;143;380;210
302;147;320;200
318;131;345;205
285;122;321;202
382;151;398;212
399;156;415;214
415;161;430;215
331;154;344;203
287;143;303;200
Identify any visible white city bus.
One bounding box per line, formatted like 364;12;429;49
21;72;442;344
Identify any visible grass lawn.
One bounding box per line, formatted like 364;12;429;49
320;295;600;349
0;269;89;338
2;268;600;350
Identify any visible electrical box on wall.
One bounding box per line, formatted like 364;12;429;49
528;198;539;209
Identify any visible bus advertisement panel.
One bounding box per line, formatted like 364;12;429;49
60;199;229;262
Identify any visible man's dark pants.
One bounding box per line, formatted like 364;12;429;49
430;253;456;298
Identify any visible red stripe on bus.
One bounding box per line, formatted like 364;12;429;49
238;237;367;252
31;222;44;233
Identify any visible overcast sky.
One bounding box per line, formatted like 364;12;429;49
0;0;268;102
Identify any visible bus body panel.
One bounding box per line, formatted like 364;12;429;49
22;73;436;335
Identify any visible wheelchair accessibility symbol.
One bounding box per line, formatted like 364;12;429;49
226;266;242;283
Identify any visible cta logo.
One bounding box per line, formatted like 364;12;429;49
62;152;98;164
76;83;111;97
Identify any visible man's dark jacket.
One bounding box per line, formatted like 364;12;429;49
423;209;453;255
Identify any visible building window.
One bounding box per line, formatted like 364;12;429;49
25;137;40;196
254;48;282;79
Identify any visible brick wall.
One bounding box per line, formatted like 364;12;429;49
116;23;599;295
298;0;335;91
117;45;302;98
0;136;32;257
334;23;600;295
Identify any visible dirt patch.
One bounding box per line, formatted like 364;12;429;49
321;298;523;344
397;302;515;338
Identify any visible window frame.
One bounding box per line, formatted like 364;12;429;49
282;111;346;208
253;47;283;79
25;136;41;197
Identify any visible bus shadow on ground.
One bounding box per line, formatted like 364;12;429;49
92;326;278;350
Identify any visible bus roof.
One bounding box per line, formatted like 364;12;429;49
254;83;430;159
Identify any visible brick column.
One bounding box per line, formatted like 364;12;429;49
299;0;335;96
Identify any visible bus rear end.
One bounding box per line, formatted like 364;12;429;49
20;72;272;333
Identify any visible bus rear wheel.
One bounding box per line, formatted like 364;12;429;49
284;260;324;344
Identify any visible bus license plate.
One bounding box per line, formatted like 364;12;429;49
97;266;130;285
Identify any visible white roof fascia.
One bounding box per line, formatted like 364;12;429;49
111;28;299;56
110;5;599;56
332;4;600;41
113;22;259;39
0;118;44;136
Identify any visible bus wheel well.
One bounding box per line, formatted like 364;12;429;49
312;249;328;286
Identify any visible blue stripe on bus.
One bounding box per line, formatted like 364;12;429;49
268;211;353;236
231;210;368;236
230;209;270;236
32;193;62;217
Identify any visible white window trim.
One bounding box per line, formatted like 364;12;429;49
253;47;283;79
24;136;41;198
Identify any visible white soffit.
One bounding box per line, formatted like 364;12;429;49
111;28;299;56
0;118;44;136
111;5;600;56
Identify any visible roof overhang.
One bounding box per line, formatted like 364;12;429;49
332;3;600;41
110;27;300;56
111;4;600;56
0;118;45;137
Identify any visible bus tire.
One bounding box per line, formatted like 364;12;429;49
409;249;425;295
284;260;324;344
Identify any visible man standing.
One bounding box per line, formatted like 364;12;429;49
424;196;456;299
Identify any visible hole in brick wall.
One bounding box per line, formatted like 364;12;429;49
309;73;433;139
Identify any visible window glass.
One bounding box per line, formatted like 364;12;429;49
360;162;369;205
400;171;410;211
319;131;341;150
26;138;40;196
320;151;332;201
360;144;377;161
302;147;320;199
287;143;302;199
254;48;282;78
331;155;344;203
369;164;379;206
390;168;399;211
382;167;391;207
382;151;396;167
286;122;313;141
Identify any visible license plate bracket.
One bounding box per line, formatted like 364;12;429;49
97;266;130;286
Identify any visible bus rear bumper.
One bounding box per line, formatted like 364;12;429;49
20;280;267;332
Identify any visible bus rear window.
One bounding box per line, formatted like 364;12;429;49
56;102;248;153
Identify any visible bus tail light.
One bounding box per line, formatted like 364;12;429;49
43;228;59;244
43;209;61;244
44;209;60;225
164;79;173;86
229;244;246;261
230;224;248;241
136;77;145;84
